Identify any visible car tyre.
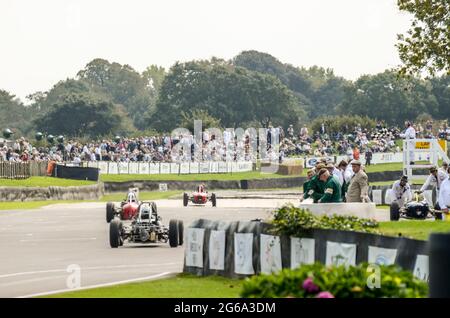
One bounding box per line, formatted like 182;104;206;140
106;202;115;223
183;193;189;207
110;218;122;248
211;193;217;207
178;220;184;246
169;219;179;248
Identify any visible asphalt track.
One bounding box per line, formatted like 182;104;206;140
0;198;297;298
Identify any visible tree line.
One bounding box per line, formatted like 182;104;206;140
0;51;448;139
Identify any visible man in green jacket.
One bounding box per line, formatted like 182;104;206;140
301;169;316;201
317;168;342;203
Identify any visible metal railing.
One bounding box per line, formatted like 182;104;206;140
0;161;48;179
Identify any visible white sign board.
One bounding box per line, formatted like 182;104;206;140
118;162;129;174
372;190;383;205
185;228;205;268
108;162;118;174
190;162;199;174
149;163;159;174
199;162;210;174
291;237;315;269
129;162;139;174
159;183;168;191
209;230;226;271
210;162;219;173
368;246;397;265
170;163;179;174
160;163;170;174
180;162;190;174
234;233;254;275
413;255;429;282
98;162;108;174
326;241;356;267
218;162;228;173
260;234;282;274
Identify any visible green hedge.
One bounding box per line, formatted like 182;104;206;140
270;205;379;236
240;263;428;298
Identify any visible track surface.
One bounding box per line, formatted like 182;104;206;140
0;199;294;298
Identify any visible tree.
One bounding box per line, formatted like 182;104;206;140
142;65;166;94
180;109;222;132
0;90;33;136
338;70;438;125
33;94;121;137
430;75;450;120
396;0;450;76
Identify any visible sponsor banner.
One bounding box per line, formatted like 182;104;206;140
209;230;226;271
118;162;129;174
368;246;398;266
128;162;139;174
371;152;404;165
234;233;255;275
218;162;228;173
291;237;315;269
326;241;357;267
185;228;205;268
149;163;159;174
199;162;210;174
87;161;98;169
180;162;190;174
160;163;170;174
260;234;282;274
170;163;179;174
413;255;429;281
98;161;108;174
305;156;335;168
108;162;118;174
210;162;219;173
231;162;238;173
189;162;199;174
416;141;430;149
139;162;150;174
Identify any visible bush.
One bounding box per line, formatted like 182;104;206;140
270;204;379;236
240;262;428;298
310;115;376;135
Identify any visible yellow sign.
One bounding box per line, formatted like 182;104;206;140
414;140;448;152
415;141;430;149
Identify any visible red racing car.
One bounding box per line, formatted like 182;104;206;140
106;188;141;223
183;184;217;207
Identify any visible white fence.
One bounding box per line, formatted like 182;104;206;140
86;161;254;175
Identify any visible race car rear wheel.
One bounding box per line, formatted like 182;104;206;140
106;202;115;223
151;202;158;215
183;193;189;207
109;219;122;248
169;219;179;248
390;202;400;221
211;193;217;207
178;220;184;246
434;212;444;221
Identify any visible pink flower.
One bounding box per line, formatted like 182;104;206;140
316;291;335;298
302;277;320;294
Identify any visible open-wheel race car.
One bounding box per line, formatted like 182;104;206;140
390;192;444;221
109;201;183;248
183;184;217;207
106;188;141;223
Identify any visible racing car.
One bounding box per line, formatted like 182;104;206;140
183;184;217;207
390;191;445;221
109;201;183;248
106;188;141;223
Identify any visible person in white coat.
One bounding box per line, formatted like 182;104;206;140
390;176;412;206
438;173;450;214
420;166;448;205
401;121;416;164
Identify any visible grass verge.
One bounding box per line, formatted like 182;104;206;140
0;177;96;187
43;273;242;298
378;220;450;240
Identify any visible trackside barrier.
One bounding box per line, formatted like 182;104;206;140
0;161;48;179
85;161;254;175
183;219;429;281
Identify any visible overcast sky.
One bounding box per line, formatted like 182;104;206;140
0;0;412;102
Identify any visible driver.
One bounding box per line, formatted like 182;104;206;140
197;183;206;193
390;176;412;206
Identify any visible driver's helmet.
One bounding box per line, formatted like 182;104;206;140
140;204;151;219
127;192;137;202
197;184;205;192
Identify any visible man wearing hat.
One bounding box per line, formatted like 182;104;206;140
301;169;316;202
390;175;412;206
307;163;326;202
439;162;449;177
346;160;369;203
317;168;342;203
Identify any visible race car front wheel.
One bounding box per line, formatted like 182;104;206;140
106;202;115;223
390;202;400;221
211;193;217;207
109;219;122;248
178;220;184;246
183;193;189;207
169;219;179;248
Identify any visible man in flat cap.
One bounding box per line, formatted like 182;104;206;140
317;168;342;203
346;160;369;203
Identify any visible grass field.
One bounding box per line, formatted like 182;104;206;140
378;220;450;240
44;273;242;298
0;177;96;187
